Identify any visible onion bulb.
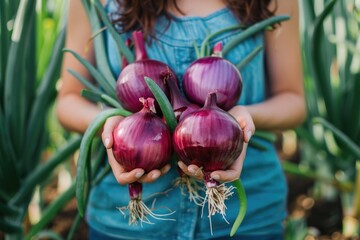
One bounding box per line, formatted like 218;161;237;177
182;44;242;111
112;97;174;225
116;31;176;113
172;92;244;226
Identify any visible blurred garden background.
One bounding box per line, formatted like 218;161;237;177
1;0;360;239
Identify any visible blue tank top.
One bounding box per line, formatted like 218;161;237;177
87;1;288;239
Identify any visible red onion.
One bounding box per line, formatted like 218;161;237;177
157;71;203;204
162;70;200;122
112;97;174;224
182;45;242;111
116;31;176;113
173;92;244;173
172;92;244;223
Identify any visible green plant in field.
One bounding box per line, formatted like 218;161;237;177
284;0;360;237
0;0;83;239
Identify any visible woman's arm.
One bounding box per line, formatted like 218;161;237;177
181;0;306;182
56;0;169;184
230;0;306;131
56;0;101;133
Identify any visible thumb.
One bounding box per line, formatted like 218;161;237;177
102;116;123;149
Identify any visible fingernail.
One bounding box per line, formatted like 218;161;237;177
152;172;160;179
135;171;144;178
177;161;184;168
163;165;171;173
212;175;220;180
104;137;110;148
188;166;197;174
247;131;252;141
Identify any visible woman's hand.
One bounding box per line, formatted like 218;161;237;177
101;115;171;185
177;105;255;182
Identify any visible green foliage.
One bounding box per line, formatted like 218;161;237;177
300;0;360;168
287;0;360;237
0;0;82;238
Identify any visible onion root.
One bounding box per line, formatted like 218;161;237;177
174;176;204;206
202;183;236;235
118;199;176;226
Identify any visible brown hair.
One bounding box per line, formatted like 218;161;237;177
110;0;276;38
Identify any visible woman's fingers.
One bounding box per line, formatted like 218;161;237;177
107;148;144;185
228;105;255;143
210;143;248;182
239;114;255;143
138;164;171;183
177;143;248;183
108;145;172;184
102;116;123;149
210;169;240;183
177;161;203;180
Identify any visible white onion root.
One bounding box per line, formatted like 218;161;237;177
202;184;235;234
174;176;204;206
118;199;176;226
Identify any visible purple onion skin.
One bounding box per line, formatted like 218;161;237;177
112;99;173;173
116;30;174;113
173;93;244;173
116;61;173;113
177;105;200;122
128;181;142;200
182;57;242;111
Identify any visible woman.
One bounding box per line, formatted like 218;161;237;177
56;0;306;239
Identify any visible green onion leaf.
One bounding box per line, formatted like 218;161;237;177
236;45;263;71
0;218;23;233
92;0;134;63
12;136;81;205
63;48;117;99
81;89;121;108
313;117;360;159
230;179;247;237
200;25;245;58
68;68;103;95
81;0;117;87
76;108;131;216
144;77;177;132
223;15;290;56
253;130;277;143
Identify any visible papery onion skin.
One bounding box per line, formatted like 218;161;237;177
182;57;242;111
112;98;173;173
173;92;244;173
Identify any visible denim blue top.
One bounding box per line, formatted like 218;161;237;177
87;1;288;239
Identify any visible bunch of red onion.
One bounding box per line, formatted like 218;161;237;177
169;43;244;210
112;98;174;225
114;31;245;225
173;92;244;223
160;70;206;204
